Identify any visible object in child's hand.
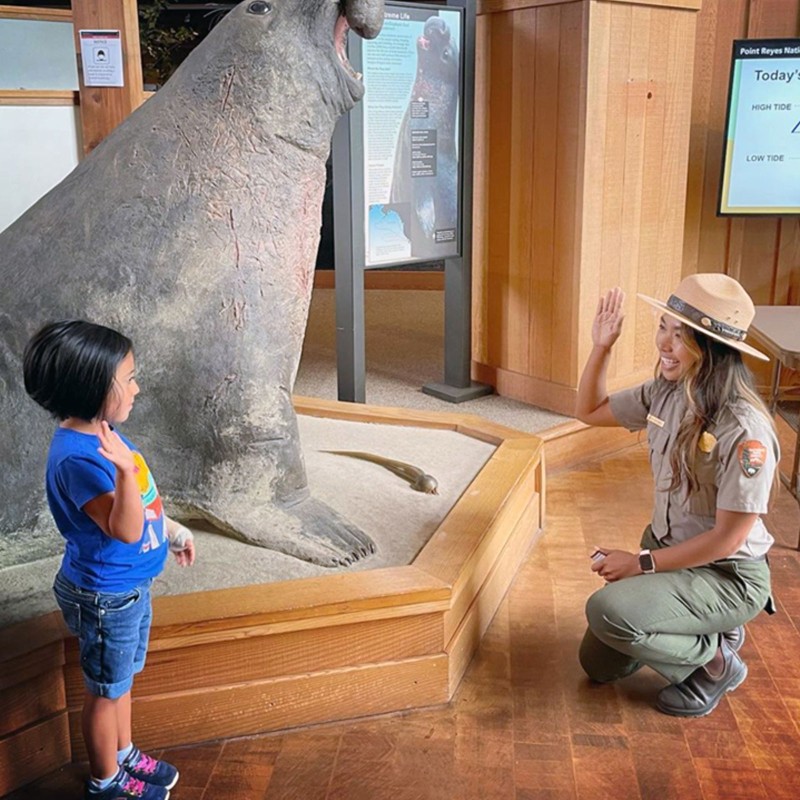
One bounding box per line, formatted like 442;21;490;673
590;549;606;563
166;518;194;553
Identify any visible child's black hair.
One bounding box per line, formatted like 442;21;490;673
23;320;133;421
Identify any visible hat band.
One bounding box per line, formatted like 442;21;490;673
666;295;747;342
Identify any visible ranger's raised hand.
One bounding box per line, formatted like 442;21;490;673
592;288;625;351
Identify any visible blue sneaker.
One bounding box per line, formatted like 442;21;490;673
85;768;170;799
121;746;179;789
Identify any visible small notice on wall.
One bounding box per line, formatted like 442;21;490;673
79;30;124;87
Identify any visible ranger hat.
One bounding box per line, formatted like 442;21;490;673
638;273;769;361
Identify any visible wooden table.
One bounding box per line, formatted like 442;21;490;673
749;306;800;547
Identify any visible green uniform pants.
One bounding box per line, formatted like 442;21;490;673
579;527;772;685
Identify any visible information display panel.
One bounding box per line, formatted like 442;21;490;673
719;39;800;215
356;2;466;266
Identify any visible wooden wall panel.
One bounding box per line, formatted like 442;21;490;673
62;613;444;705
446;492;543;693
0;4;71;21
0;669;65;739
471;13;492;365
485;11;515;370
476;2;589;388
473;0;699;413
576;0;611;371
529;5;560;380
0;715;70;797
508;9;536;375
68;655;450;760
578;1;696;386
550;0;584;387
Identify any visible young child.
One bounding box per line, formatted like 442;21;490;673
23;320;196;800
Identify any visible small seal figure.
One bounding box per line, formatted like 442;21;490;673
386;15;459;259
323;451;439;494
0;0;384;567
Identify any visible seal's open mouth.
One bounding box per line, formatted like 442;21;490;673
335;14;362;81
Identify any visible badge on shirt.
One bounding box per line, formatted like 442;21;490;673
698;432;717;453
737;440;767;477
646;414;665;428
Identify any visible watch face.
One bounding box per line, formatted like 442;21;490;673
639;551;655;572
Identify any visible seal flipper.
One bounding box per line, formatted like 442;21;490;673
179;496;376;567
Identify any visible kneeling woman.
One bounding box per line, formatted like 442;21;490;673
575;273;778;717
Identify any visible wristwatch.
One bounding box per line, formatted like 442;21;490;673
638;549;656;574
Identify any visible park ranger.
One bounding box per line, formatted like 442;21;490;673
575;273;779;717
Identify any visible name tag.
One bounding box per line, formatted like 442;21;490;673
646;414;665;428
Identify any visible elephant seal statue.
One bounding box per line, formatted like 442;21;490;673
0;0;384;567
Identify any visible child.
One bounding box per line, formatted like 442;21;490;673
23;320;196;800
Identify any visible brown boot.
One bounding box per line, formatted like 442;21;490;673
656;639;747;717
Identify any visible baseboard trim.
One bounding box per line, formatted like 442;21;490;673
471;362;577;416
538;419;642;473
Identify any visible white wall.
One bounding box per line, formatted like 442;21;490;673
0;105;81;233
0;16;82;233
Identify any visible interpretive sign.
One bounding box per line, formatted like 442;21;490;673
332;0;485;404
719;39;800;215
359;2;465;266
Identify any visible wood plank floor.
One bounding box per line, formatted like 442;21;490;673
9;438;800;800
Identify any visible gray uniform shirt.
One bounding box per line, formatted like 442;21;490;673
609;379;779;559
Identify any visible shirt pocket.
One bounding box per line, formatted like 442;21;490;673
689;448;718;517
647;424;671;483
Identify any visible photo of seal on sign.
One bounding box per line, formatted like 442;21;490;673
738;440;768;477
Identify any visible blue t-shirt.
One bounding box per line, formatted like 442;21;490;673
45;427;168;592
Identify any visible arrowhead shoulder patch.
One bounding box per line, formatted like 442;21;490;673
737;440;767;478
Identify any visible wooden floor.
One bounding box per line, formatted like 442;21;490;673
10;439;800;800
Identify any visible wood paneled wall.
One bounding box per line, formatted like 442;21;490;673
683;0;800;305
472;0;701;414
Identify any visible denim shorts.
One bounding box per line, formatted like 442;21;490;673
53;570;153;699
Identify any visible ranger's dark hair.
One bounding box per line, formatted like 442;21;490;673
23;320;133;421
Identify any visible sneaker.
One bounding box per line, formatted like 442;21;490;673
121;746;179;789
655;639;748;718
85;768;170;799
722;625;745;652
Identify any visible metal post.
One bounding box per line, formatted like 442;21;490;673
332;114;366;403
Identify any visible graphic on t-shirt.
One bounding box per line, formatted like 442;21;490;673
133;451;165;552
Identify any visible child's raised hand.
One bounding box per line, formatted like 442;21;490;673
97;421;136;474
592;288;625;350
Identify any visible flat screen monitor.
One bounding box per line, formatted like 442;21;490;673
718;38;800;215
